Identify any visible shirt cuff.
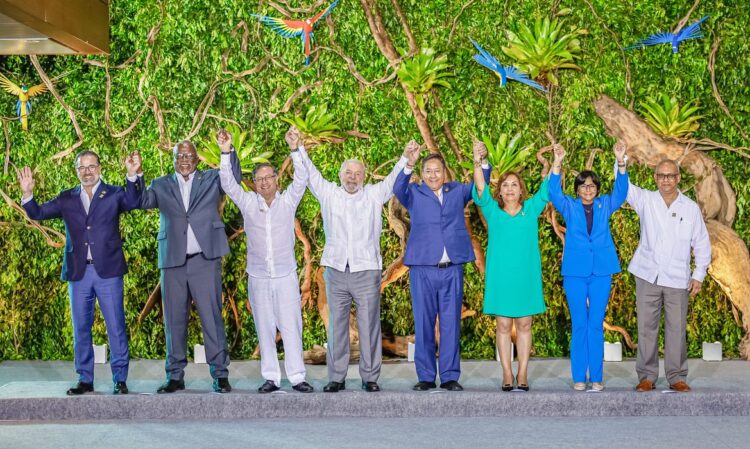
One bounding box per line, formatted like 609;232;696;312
220;153;232;167
21;195;33;205
691;268;708;283
482;162;489;169
126;173;142;182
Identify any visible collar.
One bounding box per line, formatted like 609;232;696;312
256;191;281;210
80;179;102;197
176;171;196;184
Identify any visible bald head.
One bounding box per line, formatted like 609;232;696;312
655;158;680;173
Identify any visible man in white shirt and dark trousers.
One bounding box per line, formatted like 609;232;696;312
218;126;313;393
627;159;712;393
301;142;410;393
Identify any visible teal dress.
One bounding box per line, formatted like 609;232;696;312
471;176;549;318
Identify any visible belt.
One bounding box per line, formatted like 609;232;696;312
186;252;203;260
436;262;453;268
86;259;94;265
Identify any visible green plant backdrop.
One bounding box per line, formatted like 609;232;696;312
0;0;748;362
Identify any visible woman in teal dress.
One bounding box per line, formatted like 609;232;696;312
471;141;549;391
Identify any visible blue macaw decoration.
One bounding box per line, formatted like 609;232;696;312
469;38;548;93
625;15;709;53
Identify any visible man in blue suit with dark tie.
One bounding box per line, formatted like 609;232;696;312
393;142;490;391
18;150;143;395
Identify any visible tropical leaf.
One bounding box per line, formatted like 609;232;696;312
281;103;343;145
501;17;586;86
639;94;702;138
197;123;272;187
397;48;452;112
482;132;533;176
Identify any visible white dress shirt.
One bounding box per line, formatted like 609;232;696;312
175;172;203;255
626;181;712;288
220;150;307;278
301;146;408;272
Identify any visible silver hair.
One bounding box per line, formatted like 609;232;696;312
172;140;196;155
655;158;681;173
339;159;366;177
74;150;100;168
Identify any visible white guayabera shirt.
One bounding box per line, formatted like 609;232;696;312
626;181;712;289
300;146;408;273
219;150;307;279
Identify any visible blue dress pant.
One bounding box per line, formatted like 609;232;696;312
563;275;612;383
68;265;129;384
409;264;464;383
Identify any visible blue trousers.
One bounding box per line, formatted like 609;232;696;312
563;275;612;383
409;264;464;383
68;265;129;384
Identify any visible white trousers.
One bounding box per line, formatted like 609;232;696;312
248;271;306;386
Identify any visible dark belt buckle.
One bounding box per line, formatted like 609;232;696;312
437;262;450;269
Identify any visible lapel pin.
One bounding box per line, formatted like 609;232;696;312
99;190;107;199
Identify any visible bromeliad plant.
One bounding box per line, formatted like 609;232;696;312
397;48;452;112
198;123;273;183
639;94;702;138
483;132;533;177
281;103;343;146
501;16;586;87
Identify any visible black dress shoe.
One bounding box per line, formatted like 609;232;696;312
292;381;314;393
113;381;129;395
362;381;381;392
412;381;437;391
66;382;94;396
213;377;232;393
258;380;280;393
323;381;345;392
157;379;185;394
440;380;464;391
517;383;530;392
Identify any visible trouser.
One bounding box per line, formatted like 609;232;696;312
635;276;689;385
324;266;382;383
161;254;229;380
248;271;306;386
563;274;612;383
409;264;464;383
68;264;129;384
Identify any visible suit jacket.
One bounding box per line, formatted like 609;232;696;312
548;170;628;277
23;178;144;281
141;153;241;269
393;167;490;266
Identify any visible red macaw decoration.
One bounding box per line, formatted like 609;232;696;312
252;1;338;66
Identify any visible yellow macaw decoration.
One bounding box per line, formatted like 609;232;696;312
0;73;50;132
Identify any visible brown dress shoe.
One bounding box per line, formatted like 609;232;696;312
669;381;691;392
635;379;655;392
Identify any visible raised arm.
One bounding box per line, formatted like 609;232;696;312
473;140;489;198
18;166;62;220
217;128;253;211
392;140;420;208
607;141;629;211
299;146;336;202
548;144;570;219
282;126;308;207
371;141;413;204
120;151;144;212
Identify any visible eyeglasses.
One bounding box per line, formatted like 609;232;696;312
656;173;679;181
578;184;597;191
174;153;197;161
254;174;277;183
76;164;100;173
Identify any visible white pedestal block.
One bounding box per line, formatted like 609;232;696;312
604;342;622;362
193;344;207;364
702;341;722;361
407;342;415;362
93;344;107;364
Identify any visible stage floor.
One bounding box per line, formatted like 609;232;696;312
1;358;749;420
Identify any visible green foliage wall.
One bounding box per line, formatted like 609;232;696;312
1;0;748;362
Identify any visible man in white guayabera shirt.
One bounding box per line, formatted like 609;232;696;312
627;158;711;394
218;126;313;393
300;141;410;393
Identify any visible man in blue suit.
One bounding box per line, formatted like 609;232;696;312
393;142;490;391
18;150;143;395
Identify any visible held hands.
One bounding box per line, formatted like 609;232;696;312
217;128;233;153
17;166;35;198
285;126;302;151
552;144;565;165
472;140;488;165
403;140;421;168
689;279;702;297
124;151;142;177
613;140;627;164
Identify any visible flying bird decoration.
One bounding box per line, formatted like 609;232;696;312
625;15;710;53
252;1;339;66
0;73;50;132
469;38;548;93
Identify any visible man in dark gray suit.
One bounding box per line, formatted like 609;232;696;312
141;136;241;393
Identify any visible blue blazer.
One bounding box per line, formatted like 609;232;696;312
23;178;144;282
393;167;490;266
548;170;628;277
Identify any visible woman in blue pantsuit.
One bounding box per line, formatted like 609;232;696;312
548;142;628;391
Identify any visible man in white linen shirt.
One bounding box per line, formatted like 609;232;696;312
627;159;711;393
218;126;313;393
300;142;410;393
